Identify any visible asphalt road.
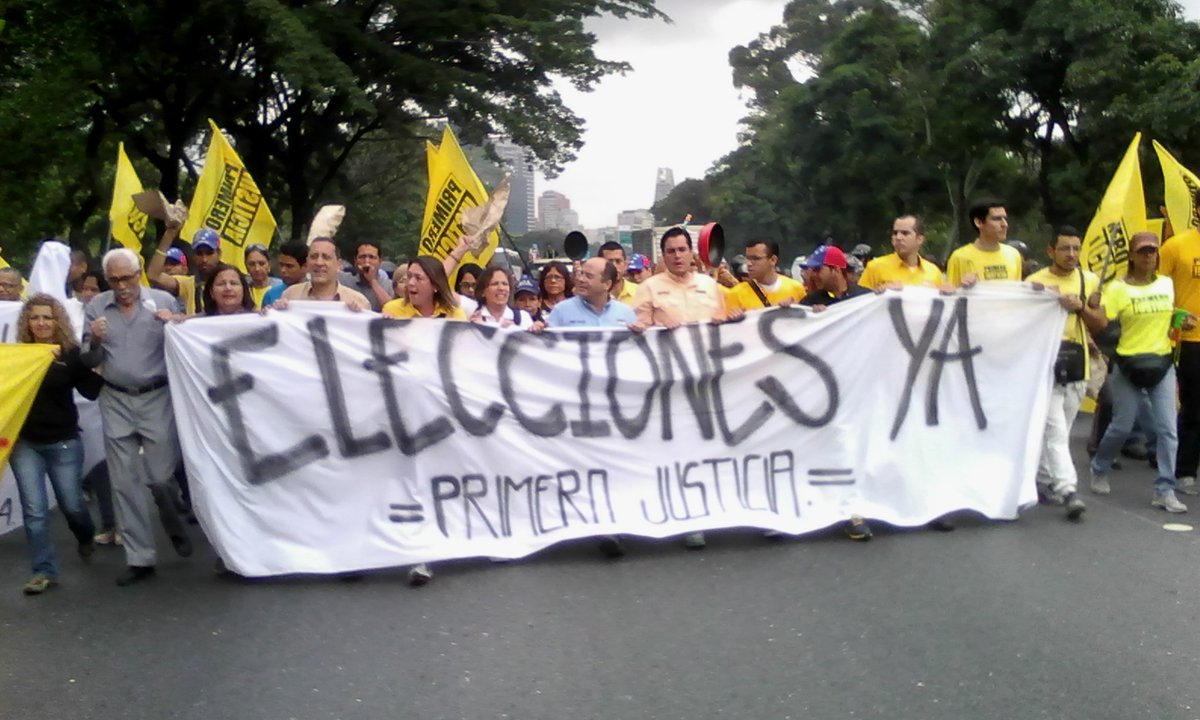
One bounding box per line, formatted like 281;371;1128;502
2;431;1199;720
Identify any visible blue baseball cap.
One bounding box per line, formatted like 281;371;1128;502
165;247;186;264
514;275;538;297
192;228;220;252
802;244;848;270
627;252;649;273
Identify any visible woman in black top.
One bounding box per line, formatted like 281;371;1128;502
11;294;99;595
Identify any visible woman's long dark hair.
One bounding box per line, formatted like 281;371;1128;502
203;263;256;315
408;256;458;315
538;261;573;301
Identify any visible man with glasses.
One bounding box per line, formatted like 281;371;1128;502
0;267;22;301
83;248;192;587
725;238;806;311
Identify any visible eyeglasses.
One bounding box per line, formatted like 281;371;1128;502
744;255;771;262
106;274;139;286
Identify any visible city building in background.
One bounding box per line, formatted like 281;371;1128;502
617;209;654;229
494;140;535;235
654;167;675;205
537;190;580;231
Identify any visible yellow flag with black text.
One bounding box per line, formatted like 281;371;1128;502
1083;133;1145;284
1153;140;1200;236
182;120;277;273
0;344;55;470
109;143;148;253
419;126;498;267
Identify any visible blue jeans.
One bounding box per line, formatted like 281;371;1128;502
10;436;96;577
1092;363;1178;493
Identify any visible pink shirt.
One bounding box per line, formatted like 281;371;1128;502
633;271;725;326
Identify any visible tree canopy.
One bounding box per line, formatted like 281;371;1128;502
0;0;660;264
695;0;1200;262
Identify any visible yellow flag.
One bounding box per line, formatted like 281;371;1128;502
1147;218;1165;242
1084;133;1145;284
0;344;55;470
1152;140;1200;236
109;143;149;253
182;120;277;273
419;126;499;267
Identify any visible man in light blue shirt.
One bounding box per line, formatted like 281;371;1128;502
540;255;634;559
546;257;636;328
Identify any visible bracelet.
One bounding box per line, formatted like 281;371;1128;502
155;249;168;257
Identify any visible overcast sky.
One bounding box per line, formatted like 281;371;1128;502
541;0;1200;229
537;0;789;228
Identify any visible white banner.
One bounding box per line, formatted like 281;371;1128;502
0;299;104;536
165;285;1065;577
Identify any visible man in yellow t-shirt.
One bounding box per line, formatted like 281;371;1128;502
725;238;806;310
1158;225;1200;494
1025;227;1106;518
859;215;946;290
946;200;1023;287
599;241;639;306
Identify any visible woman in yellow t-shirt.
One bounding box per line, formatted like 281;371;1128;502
381;257;466;321
1091;232;1195;512
379;255;463;588
245;245;283;309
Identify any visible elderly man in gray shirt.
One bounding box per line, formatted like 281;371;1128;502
84;247;192;586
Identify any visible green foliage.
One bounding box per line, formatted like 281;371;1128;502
711;0;1200;263
651;178;714;226
0;0;662;261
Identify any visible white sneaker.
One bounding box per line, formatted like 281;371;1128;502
1176;476;1198;496
1089;469;1111;495
1152;490;1188;513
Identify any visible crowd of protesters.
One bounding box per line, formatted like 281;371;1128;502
3;197;1197;595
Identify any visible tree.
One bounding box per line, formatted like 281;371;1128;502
651;178;714;225
0;0;664;261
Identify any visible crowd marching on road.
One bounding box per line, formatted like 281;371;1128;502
4;197;1198;596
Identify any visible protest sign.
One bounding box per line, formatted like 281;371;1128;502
182;120;278;273
1084;133;1145;284
165;285;1064;577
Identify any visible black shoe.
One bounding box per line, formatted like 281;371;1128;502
170;534;193;558
115;565;156;586
846;516;873;541
598;536;626;559
928;518;956;532
1064;492;1087;520
78;540;96;560
1111;460;1123;471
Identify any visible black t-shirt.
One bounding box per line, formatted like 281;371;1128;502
800;284;871;307
19;347;95;444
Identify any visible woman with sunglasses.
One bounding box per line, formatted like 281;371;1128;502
1090;232;1196;512
245;245;283;309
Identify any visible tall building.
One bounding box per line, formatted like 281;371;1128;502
538;190;580;232
494;140;535;235
654;167;675;204
617;209;654;229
